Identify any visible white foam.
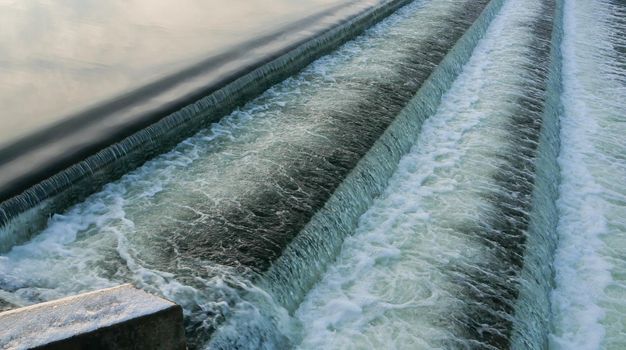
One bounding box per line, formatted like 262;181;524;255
549;0;626;348
295;0;545;347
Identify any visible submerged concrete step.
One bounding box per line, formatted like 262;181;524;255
0;285;186;350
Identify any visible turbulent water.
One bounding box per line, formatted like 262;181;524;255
0;0;625;349
295;0;558;348
0;0;495;347
549;0;626;349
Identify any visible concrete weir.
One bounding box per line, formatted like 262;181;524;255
0;0;411;246
0;0;506;347
0;285;186;350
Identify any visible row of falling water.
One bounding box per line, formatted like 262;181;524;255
1;0;625;349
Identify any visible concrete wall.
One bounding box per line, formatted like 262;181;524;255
0;285;186;350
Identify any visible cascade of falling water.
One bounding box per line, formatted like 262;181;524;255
550;0;626;348
293;0;561;348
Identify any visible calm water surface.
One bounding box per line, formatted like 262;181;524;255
0;0;367;147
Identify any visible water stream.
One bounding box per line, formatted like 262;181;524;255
294;0;559;348
1;0;625;349
550;0;626;348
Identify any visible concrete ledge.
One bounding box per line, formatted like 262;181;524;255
0;285;186;350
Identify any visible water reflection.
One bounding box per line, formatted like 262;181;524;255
0;0;359;146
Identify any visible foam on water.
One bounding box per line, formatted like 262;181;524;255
294;0;553;347
550;0;626;348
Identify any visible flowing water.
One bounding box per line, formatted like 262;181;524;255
0;0;497;347
0;0;625;349
549;0;626;349
295;0;559;348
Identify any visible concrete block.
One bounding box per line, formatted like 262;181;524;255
0;284;186;350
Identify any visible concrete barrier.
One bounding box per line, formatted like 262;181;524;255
0;285;186;350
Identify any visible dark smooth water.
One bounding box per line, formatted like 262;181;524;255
0;0;363;147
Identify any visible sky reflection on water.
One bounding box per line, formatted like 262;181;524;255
0;0;355;146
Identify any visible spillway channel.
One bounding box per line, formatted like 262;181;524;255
1;0;626;349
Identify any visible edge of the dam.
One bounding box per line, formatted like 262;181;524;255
0;0;412;250
0;284;187;350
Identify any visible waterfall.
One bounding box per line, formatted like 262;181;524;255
0;1;501;348
550;0;626;348
290;0;565;347
207;0;505;347
3;0;624;347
